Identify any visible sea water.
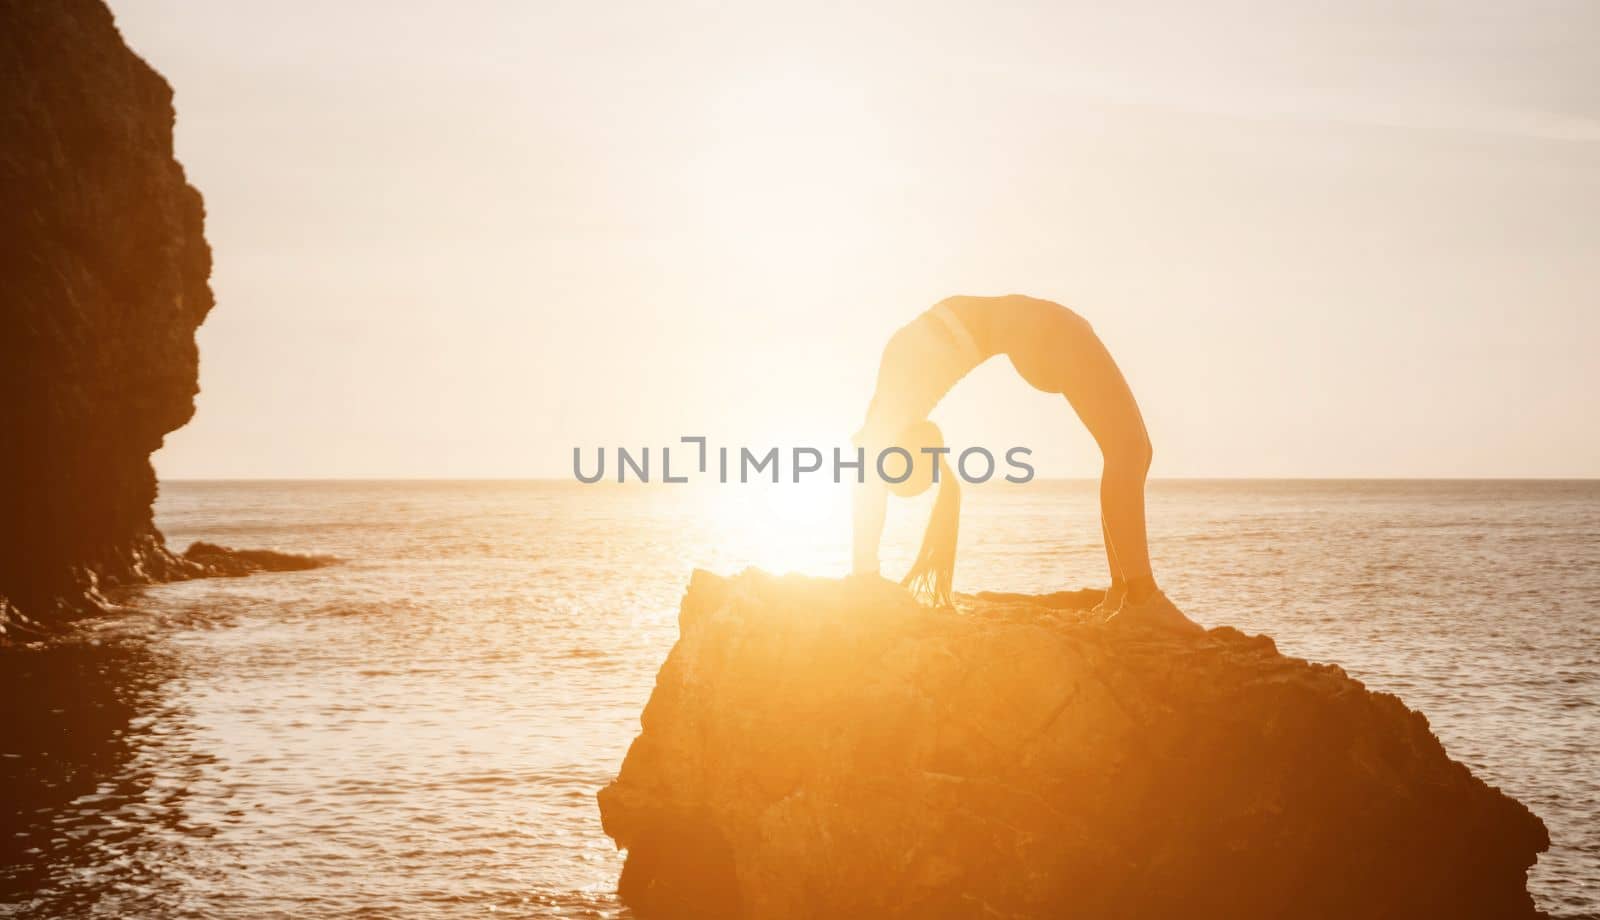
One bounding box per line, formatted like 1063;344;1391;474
2;480;1596;917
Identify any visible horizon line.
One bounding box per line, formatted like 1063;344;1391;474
156;475;1600;483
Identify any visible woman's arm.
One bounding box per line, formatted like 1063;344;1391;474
852;476;888;575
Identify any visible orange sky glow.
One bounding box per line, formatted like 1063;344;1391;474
109;0;1599;479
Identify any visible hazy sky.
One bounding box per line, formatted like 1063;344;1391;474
112;0;1599;479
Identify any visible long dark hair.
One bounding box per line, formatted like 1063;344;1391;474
902;455;960;607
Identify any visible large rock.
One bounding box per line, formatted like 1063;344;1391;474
599;570;1550;919
1;0;213;633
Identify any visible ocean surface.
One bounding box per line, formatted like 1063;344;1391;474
3;479;1597;918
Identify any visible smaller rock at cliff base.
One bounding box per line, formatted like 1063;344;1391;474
599;570;1550;920
182;542;334;577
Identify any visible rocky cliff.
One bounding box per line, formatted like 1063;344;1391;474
1;0;220;634
600;570;1551;919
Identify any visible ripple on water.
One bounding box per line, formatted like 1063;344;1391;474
3;480;1596;918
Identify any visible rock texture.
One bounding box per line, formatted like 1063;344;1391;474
181;542;334;577
600;570;1551;919
1;0;244;634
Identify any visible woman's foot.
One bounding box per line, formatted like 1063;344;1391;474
1107;589;1204;635
1091;581;1128;617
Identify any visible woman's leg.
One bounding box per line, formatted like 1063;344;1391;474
1100;515;1139;608
1044;322;1157;596
1094;515;1129;612
1004;307;1155;593
1005;301;1201;633
1059;335;1200;633
1091;414;1155;597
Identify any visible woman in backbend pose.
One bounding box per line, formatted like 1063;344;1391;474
853;293;1202;633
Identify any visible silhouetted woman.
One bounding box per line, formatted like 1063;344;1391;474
853;294;1202;633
